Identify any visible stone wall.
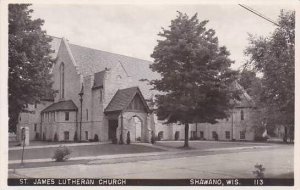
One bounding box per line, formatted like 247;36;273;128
116;112;150;143
17;100;53;141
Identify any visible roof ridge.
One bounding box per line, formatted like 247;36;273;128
68;43;152;63
119;86;139;90
47;35;63;40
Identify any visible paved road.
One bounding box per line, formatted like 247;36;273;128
10;145;293;179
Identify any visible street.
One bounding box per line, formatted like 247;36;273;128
10;144;293;179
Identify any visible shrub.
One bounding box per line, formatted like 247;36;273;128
127;132;131;144
52;146;71;162
35;133;40;140
53;133;58;142
74;131;78;142
112;137;118;144
151;131;155;144
94;134;99;142
119;133;124;144
158;131;164;141
137;137;141;141
254;136;268;142
253;164;265;178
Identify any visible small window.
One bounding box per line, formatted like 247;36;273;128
200;131;204;138
225;131;230;139
64;131;69;141
99;89;103;103
191;131;197;139
85;131;88;140
86;109;88;121
212;131;218;140
60;62;65;99
34;124;37;132
241;110;244;120
65;112;69;121
174;131;180;140
240;131;246;139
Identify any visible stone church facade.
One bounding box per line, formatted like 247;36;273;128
16;37;256;143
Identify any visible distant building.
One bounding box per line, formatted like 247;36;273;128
189;83;256;141
16;37;256;143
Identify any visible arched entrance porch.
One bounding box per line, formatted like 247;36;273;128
104;87;152;143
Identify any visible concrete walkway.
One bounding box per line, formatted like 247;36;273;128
9;141;109;150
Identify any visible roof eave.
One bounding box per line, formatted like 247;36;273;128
42;108;78;113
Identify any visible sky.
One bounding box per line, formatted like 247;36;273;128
31;3;294;70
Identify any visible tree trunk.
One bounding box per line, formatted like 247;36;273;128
283;126;288;143
184;123;189;148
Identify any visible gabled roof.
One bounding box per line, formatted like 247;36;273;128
93;70;106;89
48;36;62;59
67;43;160;99
232;81;255;108
104;87;150;113
42;100;78;113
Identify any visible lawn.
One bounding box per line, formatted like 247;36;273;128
9;144;164;161
9;140;82;148
155;140;274;150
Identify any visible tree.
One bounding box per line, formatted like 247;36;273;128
244;10;294;142
9;4;54;132
238;69;263;102
150;12;238;148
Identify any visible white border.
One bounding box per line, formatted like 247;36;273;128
1;0;299;190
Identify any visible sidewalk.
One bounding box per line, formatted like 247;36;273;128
9;141;109;150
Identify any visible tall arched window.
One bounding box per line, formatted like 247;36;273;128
60;62;65;98
241;110;244;121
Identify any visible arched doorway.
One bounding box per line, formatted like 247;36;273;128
133;116;142;142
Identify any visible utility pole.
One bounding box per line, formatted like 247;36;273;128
120;113;124;144
231;110;234;141
21;128;25;166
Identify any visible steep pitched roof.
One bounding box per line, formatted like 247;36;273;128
104;87;150;113
48;36;62;59
42;100;78;113
67;43;160;99
232;81;255;108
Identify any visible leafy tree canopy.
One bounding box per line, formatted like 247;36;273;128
150;12;238;146
238;69;263;104
244;10;294;128
9;4;54;132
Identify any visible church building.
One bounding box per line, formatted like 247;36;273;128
16;36;256;143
